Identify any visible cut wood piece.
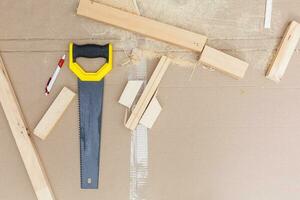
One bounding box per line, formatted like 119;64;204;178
125;56;171;130
0;56;55;200
77;0;207;52
140;97;162;129
119;80;143;108
199;46;249;79
34;87;76;140
266;21;300;82
264;0;273;29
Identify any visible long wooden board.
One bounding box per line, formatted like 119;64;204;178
77;0;207;52
125;56;171;130
77;0;249;79
34;87;76;140
200;46;249;79
266;21;300;82
0;56;55;200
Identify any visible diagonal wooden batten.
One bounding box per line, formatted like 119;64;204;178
125;56;171;131
266;21;300;82
0;56;55;200
77;0;207;52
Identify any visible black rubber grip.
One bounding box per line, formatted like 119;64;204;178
73;43;109;61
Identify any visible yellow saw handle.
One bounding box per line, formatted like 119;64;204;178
69;42;113;81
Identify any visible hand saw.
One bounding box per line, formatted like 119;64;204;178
69;42;112;189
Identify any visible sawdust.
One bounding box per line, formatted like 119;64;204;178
93;0;141;14
240;89;246;95
80;23;110;37
78;0;282;72
80;0;141;38
77;0;289;79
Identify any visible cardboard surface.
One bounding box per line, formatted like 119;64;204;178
1;0;300;200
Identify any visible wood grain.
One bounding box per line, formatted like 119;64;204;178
266;21;300;82
200;46;249;79
77;0;251;79
34;87;76;140
125;56;170;130
0;56;55;200
77;0;207;52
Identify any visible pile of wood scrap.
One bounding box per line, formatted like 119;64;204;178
119;56;170;130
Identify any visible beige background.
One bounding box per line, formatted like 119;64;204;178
1;0;300;199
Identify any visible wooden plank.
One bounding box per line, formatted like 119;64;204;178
125;56;171;130
140;97;162;129
266;21;300;82
0;56;55;200
77;0;207;52
199;46;249;79
77;0;250;79
119;80;143;108
34;87;76;140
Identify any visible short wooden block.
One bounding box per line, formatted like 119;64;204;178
199;46;249;79
119;80;143;108
266;21;300;82
140;97;162;129
34;87;76;140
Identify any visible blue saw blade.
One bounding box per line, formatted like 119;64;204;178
78;79;104;189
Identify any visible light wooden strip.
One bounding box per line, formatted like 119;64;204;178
199;46;249;79
125;56;171;130
34;87;76;140
140;97;162;129
0;56;55;200
266;21;300;82
119;80;143;108
77;0;207;52
264;0;273;29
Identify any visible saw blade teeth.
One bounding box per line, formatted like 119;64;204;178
78;80;104;189
78;79;84;188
